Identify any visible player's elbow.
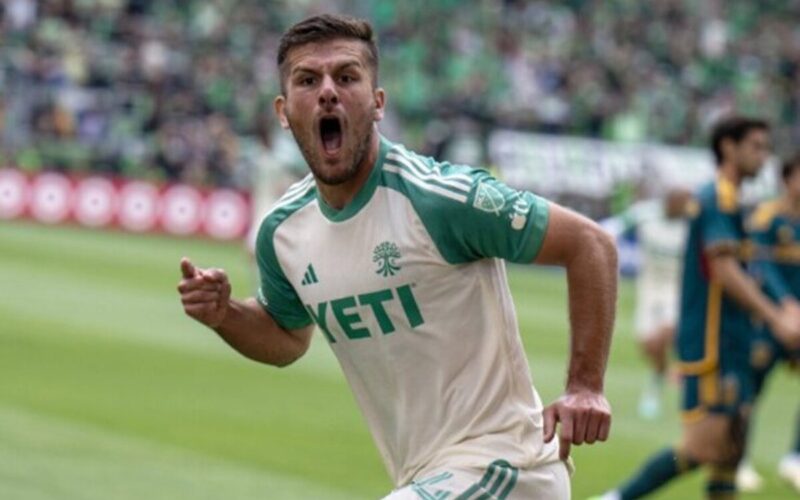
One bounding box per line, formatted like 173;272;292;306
248;348;307;368
272;331;313;368
272;355;301;368
574;221;618;269
238;335;311;368
708;255;746;293
598;225;619;268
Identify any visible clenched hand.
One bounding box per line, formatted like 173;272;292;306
543;389;612;460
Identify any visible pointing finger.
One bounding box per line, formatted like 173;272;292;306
543;405;556;443
180;257;196;279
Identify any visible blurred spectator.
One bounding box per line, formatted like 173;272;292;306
2;0;800;188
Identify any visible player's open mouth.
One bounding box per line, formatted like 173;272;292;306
319;117;343;155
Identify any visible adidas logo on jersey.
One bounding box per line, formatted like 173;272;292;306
301;264;319;286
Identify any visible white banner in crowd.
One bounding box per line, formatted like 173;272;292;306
0;132;781;240
489;130;779;203
0;169;251;241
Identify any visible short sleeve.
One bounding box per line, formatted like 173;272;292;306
699;192;741;254
255;220;313;330
414;166;550;264
752;220;792;301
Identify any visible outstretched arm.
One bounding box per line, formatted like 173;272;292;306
178;258;313;367
708;253;800;349
535;203;618;459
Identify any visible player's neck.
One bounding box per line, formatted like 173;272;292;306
316;131;380;210
717;162;742;186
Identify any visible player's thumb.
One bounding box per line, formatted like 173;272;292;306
180;257;197;279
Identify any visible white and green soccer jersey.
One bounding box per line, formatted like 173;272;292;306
255;137;559;487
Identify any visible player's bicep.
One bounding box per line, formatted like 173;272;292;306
534;203;612;266
706;253;749;289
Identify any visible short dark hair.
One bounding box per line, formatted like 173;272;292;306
782;153;800;182
709;116;770;166
277;14;379;93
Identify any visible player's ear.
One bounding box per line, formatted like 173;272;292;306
274;95;290;129
372;87;385;122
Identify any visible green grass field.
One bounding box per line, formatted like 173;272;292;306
1;221;797;499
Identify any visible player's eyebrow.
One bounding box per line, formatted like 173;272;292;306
291;59;364;77
333;60;364;72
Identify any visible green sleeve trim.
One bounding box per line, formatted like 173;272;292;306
254;185;316;330
519;197;550;262
256;289;314;329
378;150;551;264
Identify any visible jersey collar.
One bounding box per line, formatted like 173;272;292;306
316;136;391;222
716;174;739;213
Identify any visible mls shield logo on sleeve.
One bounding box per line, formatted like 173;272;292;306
473;181;505;215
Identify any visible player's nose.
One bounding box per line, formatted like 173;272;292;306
318;76;339;109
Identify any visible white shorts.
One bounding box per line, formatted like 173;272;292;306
634;278;678;338
382;460;570;500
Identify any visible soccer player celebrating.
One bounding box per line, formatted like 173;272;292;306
594;117;800;500
177;14;618;499
746;153;800;493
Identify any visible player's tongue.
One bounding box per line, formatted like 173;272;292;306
319;117;342;153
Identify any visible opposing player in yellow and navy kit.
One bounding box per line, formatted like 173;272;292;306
747;154;800;493
595;117;800;500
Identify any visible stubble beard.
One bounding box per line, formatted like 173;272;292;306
289;119;374;187
737;159;762;180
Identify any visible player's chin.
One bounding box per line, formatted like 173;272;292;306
313;161;356;186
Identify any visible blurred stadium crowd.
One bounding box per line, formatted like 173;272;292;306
2;0;800;188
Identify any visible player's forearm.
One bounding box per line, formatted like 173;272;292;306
563;226;618;393
213;298;311;367
711;256;780;325
761;264;792;302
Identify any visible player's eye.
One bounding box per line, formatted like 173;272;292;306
340;74;356;84
298;76;316;86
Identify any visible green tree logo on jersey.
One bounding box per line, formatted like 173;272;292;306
373;241;401;277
